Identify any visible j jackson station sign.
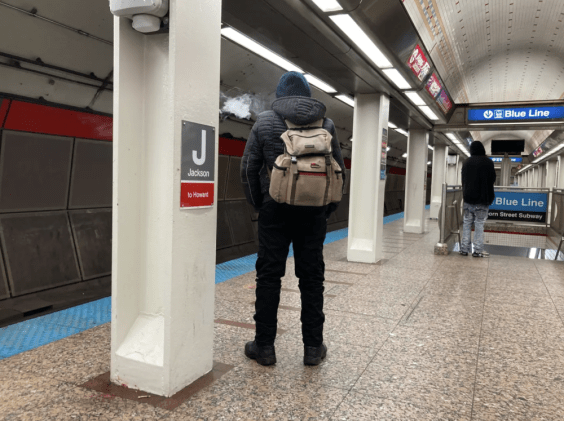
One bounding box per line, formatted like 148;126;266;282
468;105;564;123
488;192;548;223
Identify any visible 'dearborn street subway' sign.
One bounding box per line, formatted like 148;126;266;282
488;192;548;223
181;120;215;208
468;106;564;123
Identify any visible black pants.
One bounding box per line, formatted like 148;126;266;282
254;199;327;347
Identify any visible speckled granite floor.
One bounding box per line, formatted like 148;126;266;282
2;216;564;420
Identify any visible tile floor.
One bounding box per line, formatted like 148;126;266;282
2;217;564;420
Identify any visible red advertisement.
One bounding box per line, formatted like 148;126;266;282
181;182;214;208
407;45;431;81
436;90;453;114
533;146;543;158
425;73;442;98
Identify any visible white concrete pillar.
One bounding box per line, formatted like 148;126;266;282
558;156;564;188
430;145;448;219
403;130;429;234
456;155;462;185
111;0;221;397
347;94;389;263
533;166;540;188
547;161;557;189
446;155;458;185
528;169;533;188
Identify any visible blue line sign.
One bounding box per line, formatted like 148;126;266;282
489;157;523;163
468;106;564;122
489;192;547;222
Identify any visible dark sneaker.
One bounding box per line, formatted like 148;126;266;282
472;251;490;258
244;341;276;366
459;251;468;256
304;344;327;366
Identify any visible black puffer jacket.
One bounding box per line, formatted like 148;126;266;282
241;96;346;213
461;141;496;206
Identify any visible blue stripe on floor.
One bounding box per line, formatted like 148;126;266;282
0;208;422;360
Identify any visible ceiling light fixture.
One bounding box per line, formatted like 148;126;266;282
304;74;337;93
446;133;457;141
311;0;343;12
388;122;397;129
221;27;303;73
427;161;432;165
404;91;426;106
329;14;392;68
402;152;407;158
335;94;354;107
386;147;391;152
419;105;440;121
382;69;412;90
395;128;408;137
428;145;434;151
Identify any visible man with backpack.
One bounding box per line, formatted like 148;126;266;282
240;71;345;366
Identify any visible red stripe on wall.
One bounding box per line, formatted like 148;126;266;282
0;99;10;128
388;166;406;175
4;101;113;140
219;137;246;157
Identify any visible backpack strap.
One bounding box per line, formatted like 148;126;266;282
323;155;331;205
284;119;324;130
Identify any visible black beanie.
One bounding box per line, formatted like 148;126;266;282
276;72;311;98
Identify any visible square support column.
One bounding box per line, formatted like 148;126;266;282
403;130;429;234
347;94;389;263
446;155;458;185
111;0;221;397
546;161;558;189
430;145;447;219
533;166;540;188
558;156;564;189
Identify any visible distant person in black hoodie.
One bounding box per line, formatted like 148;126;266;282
460;141;496;257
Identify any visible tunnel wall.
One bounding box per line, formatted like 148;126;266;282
0;96;421;301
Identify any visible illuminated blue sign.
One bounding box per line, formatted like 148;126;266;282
489;192;548;222
489;157;523;163
468;106;564;122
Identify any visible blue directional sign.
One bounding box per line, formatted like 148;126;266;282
489;192;548;223
468;106;564;122
489;157;523;163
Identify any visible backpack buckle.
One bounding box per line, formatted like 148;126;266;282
291;156;298;164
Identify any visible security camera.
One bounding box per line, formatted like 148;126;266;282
110;0;169;34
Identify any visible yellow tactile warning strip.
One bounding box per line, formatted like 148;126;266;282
78;362;234;411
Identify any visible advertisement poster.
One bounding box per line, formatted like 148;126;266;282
488;192;548;223
533;145;543;158
407;45;431;81
425;73;442;98
436;89;453;114
380;128;388;180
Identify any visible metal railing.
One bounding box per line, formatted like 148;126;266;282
549;188;564;260
438;184;463;244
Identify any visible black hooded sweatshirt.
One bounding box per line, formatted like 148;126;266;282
461;141;496;206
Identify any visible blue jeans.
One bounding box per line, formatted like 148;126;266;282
461;203;489;253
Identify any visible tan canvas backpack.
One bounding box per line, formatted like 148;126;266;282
268;119;344;207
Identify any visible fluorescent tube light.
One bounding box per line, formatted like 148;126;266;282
329;14;392;68
446;133;457;141
386;147;391;152
311;0;343;12
395;128;408;136
428;145;434;151
335;94;354;107
404;91;426;106
402;152;408;158
382;69;412;90
427;161;432;165
221;27;303;73
388;122;397;129
304;74;337;93
419;105;440;120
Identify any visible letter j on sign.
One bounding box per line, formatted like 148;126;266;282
181;120;215;208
